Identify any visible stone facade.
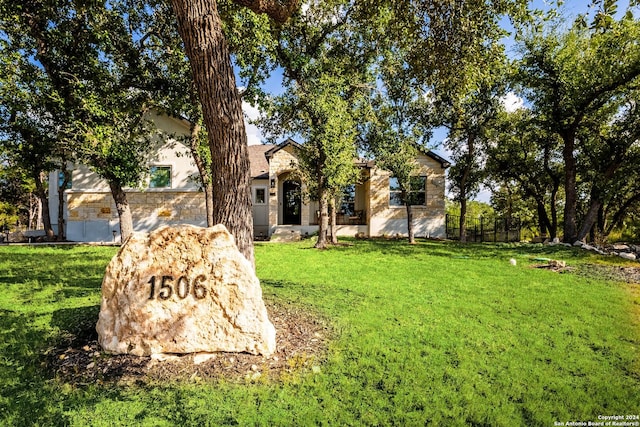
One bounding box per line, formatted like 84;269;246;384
53;131;449;241
369;154;447;238
267;145;313;229
67;191;206;223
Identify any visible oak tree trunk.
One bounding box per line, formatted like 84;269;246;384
57;167;71;240
459;195;468;243
577;192;602;243
108;181;134;243
457;134;474;243
33;171;54;240
315;190;329;249
405;202;415;244
170;0;254;265
536;199;550;238
561;130;578;243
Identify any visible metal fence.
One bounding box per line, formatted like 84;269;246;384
446;214;521;243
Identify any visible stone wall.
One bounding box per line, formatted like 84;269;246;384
67;191;206;224
268;147;310;228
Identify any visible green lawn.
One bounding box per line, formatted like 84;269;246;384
0;240;638;426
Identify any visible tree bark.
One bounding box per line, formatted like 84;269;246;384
577;200;601;242
170;0;254;265
405;202;415;244
535;199;550;238
33;171;54;240
315;189;329;249
459;195;468;243
57;168;71;240
108;181;134;243
561;129;578;243
457;134;474;243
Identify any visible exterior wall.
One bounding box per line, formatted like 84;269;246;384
65;191;206;242
54;112;205;242
369;154;446;238
51;114;448;242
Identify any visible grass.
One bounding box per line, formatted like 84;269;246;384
0;240;638;426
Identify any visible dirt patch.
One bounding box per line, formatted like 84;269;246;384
530;261;640;284
573;264;640;285
45;301;330;385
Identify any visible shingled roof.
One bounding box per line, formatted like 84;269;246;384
247;144;274;179
246;139;449;180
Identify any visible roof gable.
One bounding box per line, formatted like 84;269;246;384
264;138;302;159
423;150;451;168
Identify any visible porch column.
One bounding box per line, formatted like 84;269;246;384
301;182;310;226
268;174;278;233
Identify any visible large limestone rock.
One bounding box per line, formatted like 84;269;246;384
96;224;276;357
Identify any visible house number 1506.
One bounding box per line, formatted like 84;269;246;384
147;275;207;301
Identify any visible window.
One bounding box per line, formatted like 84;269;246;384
254;187;267;205
389;176;426;207
339;184;356;215
149;166;172;188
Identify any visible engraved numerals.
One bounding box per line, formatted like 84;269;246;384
147;275;207;301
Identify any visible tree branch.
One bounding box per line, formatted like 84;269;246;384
232;0;300;23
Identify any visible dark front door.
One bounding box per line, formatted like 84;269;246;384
283;180;301;225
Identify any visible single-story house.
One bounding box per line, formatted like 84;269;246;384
48;113;450;242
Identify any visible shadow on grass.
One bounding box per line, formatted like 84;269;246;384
331;238;593;262
0;309;70;426
50;305;100;345
0;307;139;426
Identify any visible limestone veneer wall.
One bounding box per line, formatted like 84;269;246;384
268;147;311;230
66;191;207;241
369;154;446;238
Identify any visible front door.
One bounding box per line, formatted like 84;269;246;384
282;180;301;225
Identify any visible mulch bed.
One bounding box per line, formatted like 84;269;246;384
45;301;330;386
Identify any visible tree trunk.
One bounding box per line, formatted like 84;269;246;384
561;130;578;243
29;193;38;230
405;202;415;244
315;190;329;249
535;199;550;237
33;171;54;240
108;181;134;243
576;200;601;241
597;203;605;236
577;200;601;242
57;168;71;240
329;198;338;245
459;195;468;243
458;134;474;243
543;145;561;240
549;186;559;240
187;121;214;227
170;0;254;265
